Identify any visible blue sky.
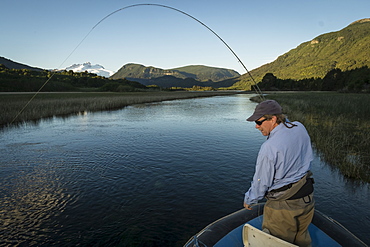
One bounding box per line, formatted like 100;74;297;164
1;0;369;74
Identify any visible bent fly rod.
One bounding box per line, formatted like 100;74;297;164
11;3;265;125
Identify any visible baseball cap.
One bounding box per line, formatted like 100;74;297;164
246;100;282;121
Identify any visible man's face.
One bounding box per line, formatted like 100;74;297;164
255;116;276;136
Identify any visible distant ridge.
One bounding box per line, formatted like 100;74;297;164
350;18;370;25
0;56;42;71
111;63;240;81
111;63;187;81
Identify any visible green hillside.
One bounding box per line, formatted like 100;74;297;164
111;63;240;83
111;63;187;80
232;18;370;90
172;65;240;82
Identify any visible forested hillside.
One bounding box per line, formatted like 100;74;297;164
256;66;370;92
232;18;370;90
172;65;240;82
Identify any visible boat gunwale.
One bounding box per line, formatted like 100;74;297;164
183;203;367;247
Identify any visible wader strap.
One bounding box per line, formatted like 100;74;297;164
265;171;314;201
287;177;314;200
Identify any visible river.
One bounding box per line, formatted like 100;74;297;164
0;94;369;246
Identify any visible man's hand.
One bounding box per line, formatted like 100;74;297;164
243;202;252;210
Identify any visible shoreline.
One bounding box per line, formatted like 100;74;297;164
1;91;248;127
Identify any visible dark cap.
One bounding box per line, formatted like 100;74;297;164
246;100;282;121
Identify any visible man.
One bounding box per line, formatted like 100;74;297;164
244;100;315;247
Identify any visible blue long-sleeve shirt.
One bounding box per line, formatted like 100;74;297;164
244;121;313;205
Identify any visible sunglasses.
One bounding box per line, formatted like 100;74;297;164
255;118;268;126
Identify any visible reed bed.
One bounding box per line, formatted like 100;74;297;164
0;91;238;127
265;92;370;182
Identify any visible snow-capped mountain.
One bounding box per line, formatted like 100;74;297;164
62;62;115;77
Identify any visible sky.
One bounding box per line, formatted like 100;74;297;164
1;0;369;74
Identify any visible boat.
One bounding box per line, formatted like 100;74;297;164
184;203;367;247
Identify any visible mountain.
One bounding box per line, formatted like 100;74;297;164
172;65;240;82
61;62;115;78
232;18;370;90
0;56;42;71
110;63;240;87
111;63;187;81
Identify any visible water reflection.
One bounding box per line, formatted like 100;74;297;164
1;160;74;245
0;94;369;246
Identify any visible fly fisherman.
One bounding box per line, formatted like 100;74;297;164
243;100;315;247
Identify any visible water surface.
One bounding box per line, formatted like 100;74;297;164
1;94;369;246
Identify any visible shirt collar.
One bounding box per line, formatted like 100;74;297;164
267;123;283;139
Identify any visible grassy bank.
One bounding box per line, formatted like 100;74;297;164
262;92;370;182
0;91;240;127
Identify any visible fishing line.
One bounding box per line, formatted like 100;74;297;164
11;3;264;125
93;4;264;97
